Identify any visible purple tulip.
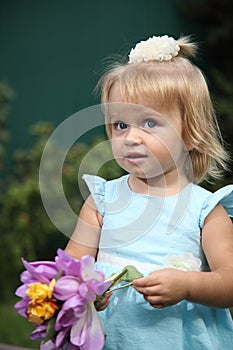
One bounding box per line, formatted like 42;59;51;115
40;339;57;350
54;276;81;300
15;284;28;298
14;259;60;320
55;325;71;348
63;342;81;350
79;255;111;296
14;297;29;317
55;249;82;278
53;254;111;349
70;302;105;350
55;295;86;330
30;324;48;340
21;259;59;284
15;249;111;350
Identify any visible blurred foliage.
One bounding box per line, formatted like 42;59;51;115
0;106;124;300
0;81;14;170
0;297;40;348
178;0;233;189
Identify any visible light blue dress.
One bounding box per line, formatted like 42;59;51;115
83;174;233;350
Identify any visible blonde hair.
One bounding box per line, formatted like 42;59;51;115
97;36;229;184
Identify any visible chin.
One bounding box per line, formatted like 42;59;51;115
133;172;147;179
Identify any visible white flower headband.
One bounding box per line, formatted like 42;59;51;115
128;35;180;63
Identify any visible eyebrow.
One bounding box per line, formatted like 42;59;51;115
108;111;165;122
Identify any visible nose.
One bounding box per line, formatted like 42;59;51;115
124;125;143;145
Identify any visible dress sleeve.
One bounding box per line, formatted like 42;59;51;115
199;185;233;228
82;174;106;216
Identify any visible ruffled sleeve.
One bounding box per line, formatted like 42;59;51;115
199;185;233;228
82;174;106;216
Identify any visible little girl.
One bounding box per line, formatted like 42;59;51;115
66;35;233;349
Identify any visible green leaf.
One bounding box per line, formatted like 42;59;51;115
55;268;63;281
121;265;143;282
43;317;57;342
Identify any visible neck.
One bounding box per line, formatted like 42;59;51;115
128;170;190;196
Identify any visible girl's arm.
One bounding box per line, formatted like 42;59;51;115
133;203;233;308
65;195;102;260
65;196;112;311
186;203;233;308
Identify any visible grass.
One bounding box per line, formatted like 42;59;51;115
0;295;40;348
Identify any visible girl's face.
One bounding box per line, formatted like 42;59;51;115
107;83;189;182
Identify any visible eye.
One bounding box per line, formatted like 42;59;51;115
144;119;157;128
115;122;128;130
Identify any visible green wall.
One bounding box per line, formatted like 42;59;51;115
0;0;200;151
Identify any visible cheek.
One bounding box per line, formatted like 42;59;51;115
110;139;123;158
155;127;184;151
149;133;185;166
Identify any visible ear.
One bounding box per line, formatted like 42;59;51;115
185;141;194;151
182;133;194;151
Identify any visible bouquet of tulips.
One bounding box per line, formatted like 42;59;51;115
15;249;142;350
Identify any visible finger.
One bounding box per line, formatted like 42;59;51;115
95;291;112;310
133;285;155;296
101;291;112;304
104;291;113;299
133;281;162;296
150;303;166;309
96;299;110;311
133;275;156;288
144;295;167;308
144;294;164;304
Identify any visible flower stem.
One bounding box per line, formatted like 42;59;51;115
110;282;133;292
108;269;128;290
95;269;129;306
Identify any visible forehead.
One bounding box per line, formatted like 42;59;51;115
106;103;162;125
107;82;182;125
109;82;125;103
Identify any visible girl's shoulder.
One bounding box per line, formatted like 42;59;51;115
82;174;129;215
192;183;233;227
82;174;128;193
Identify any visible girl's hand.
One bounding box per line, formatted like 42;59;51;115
95;291;113;311
133;268;189;308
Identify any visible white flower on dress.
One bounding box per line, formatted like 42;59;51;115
163;253;202;271
128;35;180;63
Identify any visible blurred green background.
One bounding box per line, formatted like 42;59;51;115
0;0;233;347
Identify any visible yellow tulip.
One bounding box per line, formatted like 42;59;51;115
27;300;58;324
26;279;56;303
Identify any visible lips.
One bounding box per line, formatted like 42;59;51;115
124;152;148;164
125;152;147;158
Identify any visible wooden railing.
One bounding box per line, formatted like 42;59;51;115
0;345;35;350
